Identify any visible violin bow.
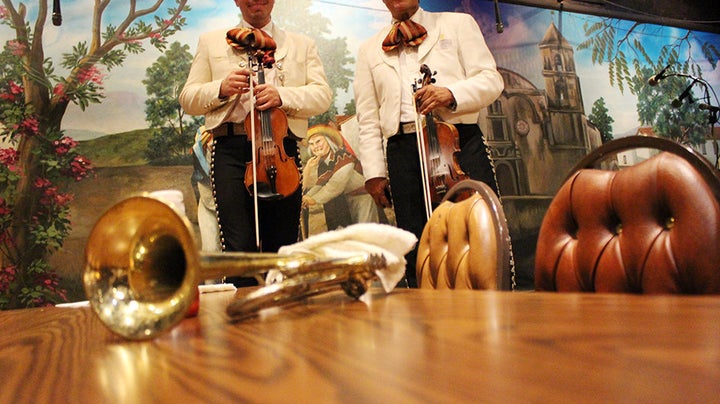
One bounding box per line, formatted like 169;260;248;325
247;52;261;251
413;66;434;221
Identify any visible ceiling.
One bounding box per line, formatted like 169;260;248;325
499;0;720;34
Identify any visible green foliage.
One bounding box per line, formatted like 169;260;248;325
145;126;195;166
142;41;200;164
701;42;720;70
588;97;614;143
344;99;356;117
632;66;709;145
577;18;718;96
578;18;718;145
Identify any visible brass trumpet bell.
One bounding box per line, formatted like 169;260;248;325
83;196;385;340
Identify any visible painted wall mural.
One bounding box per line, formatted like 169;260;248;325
1;0;718;307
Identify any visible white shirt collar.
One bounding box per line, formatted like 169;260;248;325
391;7;424;24
242;19;274;35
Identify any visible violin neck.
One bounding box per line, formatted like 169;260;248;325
253;61;273;141
260;110;273;141
256;63;266;85
424;112;440;152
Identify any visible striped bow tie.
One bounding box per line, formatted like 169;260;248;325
382;19;427;52
226;27;277;64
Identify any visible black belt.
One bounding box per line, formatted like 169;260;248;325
211;122;247;137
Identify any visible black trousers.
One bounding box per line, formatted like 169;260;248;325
386;123;498;288
211;135;302;286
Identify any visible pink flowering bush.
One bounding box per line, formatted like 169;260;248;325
0;44;93;309
0;1;189;309
0;108;93;308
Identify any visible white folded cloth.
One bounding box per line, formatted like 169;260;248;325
275;223;417;293
198;283;237;293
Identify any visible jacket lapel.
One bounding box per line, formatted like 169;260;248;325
271;25;288;63
379;26;401;73
417;12;438;62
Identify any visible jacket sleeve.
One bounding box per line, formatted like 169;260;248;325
443;13;504;114
353;41;388;181
178;32;231;118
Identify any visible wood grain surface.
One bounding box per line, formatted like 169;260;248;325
1;289;719;403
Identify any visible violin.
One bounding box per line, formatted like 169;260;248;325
414;64;468;218
244;51;301;200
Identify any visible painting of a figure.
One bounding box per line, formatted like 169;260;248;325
301;124;379;238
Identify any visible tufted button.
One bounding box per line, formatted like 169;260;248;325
664;216;675;230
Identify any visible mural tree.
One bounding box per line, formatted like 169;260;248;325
143;41;200;165
588;97;614;143
578;19;719;144
0;0;188;309
634;65;709;144
272;0;355;125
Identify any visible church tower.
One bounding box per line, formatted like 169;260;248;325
539;23;584;111
539;23;588;146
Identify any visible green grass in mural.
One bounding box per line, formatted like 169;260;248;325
76;128;155;167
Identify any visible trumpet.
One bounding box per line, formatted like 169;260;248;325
83;196;386;340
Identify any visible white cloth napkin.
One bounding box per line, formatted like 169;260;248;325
274;223;417;293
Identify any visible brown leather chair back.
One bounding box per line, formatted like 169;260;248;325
417;180;513;290
535;136;720;294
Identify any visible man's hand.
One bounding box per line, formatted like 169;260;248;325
253;83;282;110
302;195;316;208
220;69;252;98
414;85;456;115
365;177;392;208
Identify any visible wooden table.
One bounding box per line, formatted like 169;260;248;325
1;288;719;403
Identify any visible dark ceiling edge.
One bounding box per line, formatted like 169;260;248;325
496;0;720;34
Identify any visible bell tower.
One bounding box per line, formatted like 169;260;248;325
538;22;589;147
539;23;583;112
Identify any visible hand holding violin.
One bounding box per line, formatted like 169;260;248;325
242;51;300;201
220;69;253;98
220;69;283;110
414;84;456;115
413;64;467;212
252;82;282;110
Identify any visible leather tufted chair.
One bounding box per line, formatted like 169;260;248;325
535;135;720;294
416;179;514;290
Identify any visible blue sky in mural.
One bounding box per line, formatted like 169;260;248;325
1;0;718;138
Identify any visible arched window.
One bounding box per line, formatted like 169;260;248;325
554;53;563;71
555;79;567;101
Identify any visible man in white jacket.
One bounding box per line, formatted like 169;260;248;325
180;0;332;286
353;0;504;287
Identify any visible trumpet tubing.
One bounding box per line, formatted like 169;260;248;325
227;254;386;318
83;196;384;340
